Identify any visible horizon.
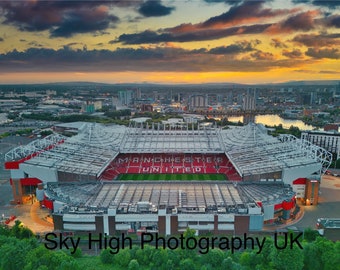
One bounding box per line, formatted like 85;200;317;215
0;0;340;84
0;79;339;87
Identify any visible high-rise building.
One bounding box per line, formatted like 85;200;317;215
82;101;95;113
118;90;134;106
336;82;340;96
189;94;207;109
301;130;340;160
135;88;142;99
242;88;256;111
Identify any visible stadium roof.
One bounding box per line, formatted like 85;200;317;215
5;122;332;178
220;124;332;177
119;121;224;153
46;181;294;214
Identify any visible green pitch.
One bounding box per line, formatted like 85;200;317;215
116;174;227;181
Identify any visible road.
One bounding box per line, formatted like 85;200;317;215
293;175;340;229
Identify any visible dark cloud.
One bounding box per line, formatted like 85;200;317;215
294;69;340;74
292;0;340;7
0;0;121;37
250;50;275;60
50;9;119;38
321;14;340;28
267;10;319;33
209;40;260;54
282;49;303;58
138;0;175;17
1;1;62;31
319;70;340;74
306;47;340;59
93;31;111;37
116;24;271;44
293;69;315;73
64;42;83;47
313;0;340;7
270;38;288;48
204;0;244;5
115;1;299;44
28;41;44;47
292;33;340;47
115;30;174;44
0;45;311;73
202;0;290;28
291;0;309;3
282;11;316;31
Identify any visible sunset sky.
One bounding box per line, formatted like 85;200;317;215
0;0;339;84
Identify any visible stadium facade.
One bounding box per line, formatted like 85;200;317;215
4;122;332;235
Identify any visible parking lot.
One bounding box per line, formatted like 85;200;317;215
293;175;340;229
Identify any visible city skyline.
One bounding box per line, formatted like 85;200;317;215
0;0;339;84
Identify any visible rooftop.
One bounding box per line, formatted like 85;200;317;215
4;122;332;178
46;181;294;215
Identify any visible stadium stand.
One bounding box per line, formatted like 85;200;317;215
99;153;239;180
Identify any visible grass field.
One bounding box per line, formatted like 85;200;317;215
116;173;227;181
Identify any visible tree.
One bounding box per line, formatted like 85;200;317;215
24;246;77;270
313;237;340;270
255;237;274;269
128;244;140;260
0;237;37;270
239;250;262;269
221;257;236;270
0;243;27;270
150;248;169;269
128;259;140;270
239;251;252;269
0;235;18;247
179;258;196;270
165;259;176;270
68;247;82;258
114;247;131;268
37;266;49;270
201;249;225;268
10;220;34;239
100;248;114;264
178;227;198;260
135;244;154;266
57;260;80;270
303;228;319;242
167;249;181;268
303;241;323;270
270;238;304;270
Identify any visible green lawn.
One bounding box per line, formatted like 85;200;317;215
116;174;227;181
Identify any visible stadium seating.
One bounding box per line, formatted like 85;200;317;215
99;153;242;180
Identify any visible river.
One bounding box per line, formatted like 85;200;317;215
227;114;317;131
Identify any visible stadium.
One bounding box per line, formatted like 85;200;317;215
4;121;332;235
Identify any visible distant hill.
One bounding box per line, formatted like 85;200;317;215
260;80;339;86
0;80;338;91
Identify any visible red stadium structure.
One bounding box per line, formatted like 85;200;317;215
100;153;241;180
